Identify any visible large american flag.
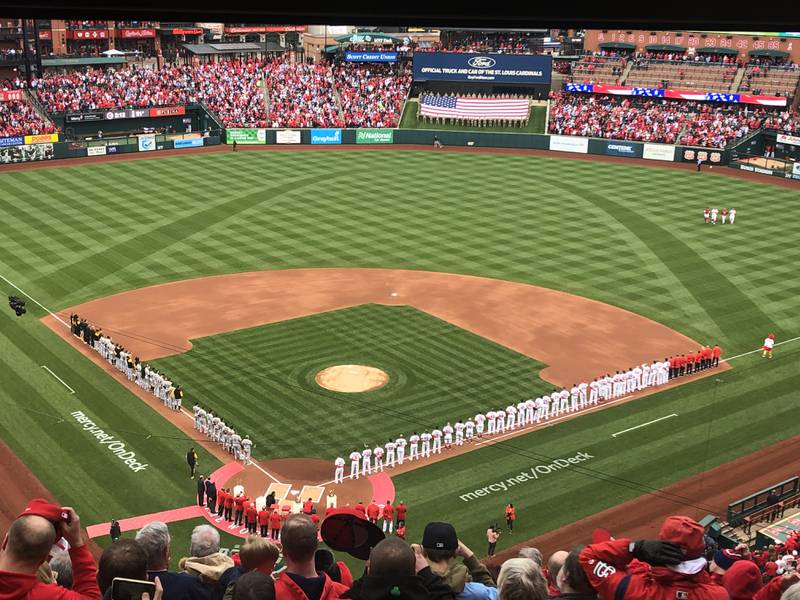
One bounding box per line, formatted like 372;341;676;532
419;95;530;120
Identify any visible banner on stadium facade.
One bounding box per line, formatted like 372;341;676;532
119;29;156;39
68;30;108;40
345;51;398;62
413;52;552;85
0;136;24;147
738;164;774;176
276;130;301;144
224;25;306;34
549;135;589;154
0;143;54;164
310;129;342;145
149;106;186;117
777;133;800;146
24;133;59;145
137;134;156;152
66;111;104;122
355;129;394;144
174;138;204;148
87;146;107;156
226;128;267;144
0;90;24;102
603;141;642;158
565;83;788;107
38;29;52;40
793;163;800;179
682;149;722;163
642;143;676;162
171;28;203;35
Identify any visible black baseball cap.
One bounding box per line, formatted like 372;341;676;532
422;522;458;551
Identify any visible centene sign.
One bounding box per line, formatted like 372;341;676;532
458;451;595;502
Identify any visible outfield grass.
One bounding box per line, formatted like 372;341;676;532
151;305;549;459
0;149;797;550
400;99;547;133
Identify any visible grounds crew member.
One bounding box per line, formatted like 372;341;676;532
579;515;728;600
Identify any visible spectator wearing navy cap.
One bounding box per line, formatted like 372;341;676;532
0;499;101;600
420;523;496;600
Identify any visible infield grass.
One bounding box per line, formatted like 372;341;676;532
0;148;798;549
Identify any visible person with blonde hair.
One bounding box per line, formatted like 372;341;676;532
497;558;548;600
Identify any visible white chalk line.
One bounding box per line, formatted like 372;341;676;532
612;413;678;438
722;335;800;361
0;273;69;327
41;365;76;394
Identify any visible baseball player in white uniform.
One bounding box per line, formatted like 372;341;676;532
475;413;486;437
409;433;420;460
570;385;580;412
538;395;550;421
420;432;432;458
431;429;442;454
559;389;570;415
443;424;453;448
486;411;496;435
454;421;465;446
710;207;719;224
495;410;506;433
525;399;535;424
578;383;588;409
241;436;252;465
647;362;659;387
505;405;517;430
396;435;407;464
361;447;373;477
516;401;527;427
349;450;362;479
385;439;397;467
193;405;202;430
465;419;475;440
231;432;242;459
729;207;736;224
334;457;345;483
373;445;385;471
639;363;650;390
203;411;213;435
589;381;599;405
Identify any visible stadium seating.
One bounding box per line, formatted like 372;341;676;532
570;55;626;85
625;61;737;92
739;65;800;97
333;62;412;128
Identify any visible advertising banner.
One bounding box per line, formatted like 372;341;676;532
0;90;24;102
149;106;186;117
682;149;723;163
120;29;156;39
549;135;589;153
224;25;306;33
738;164;774;176
174;138;204;149
137;135;156;152
565;83;787;107
642;143;676;161
0;143;54;164
345;51;399;62
226;128;267;144
24;133;58;145
105;108;149;120
87;146;107;156
0;136;24;147
356;129;394;144
603;141;642;158
38;29;52;40
413;52;552;85
70;30;108;40
171;28;203;35
777;133;800;146
792;163;800;180
66;111;104;122
276;130;301;144
310;129;342;145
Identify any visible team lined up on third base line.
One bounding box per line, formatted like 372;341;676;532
333;344;723;482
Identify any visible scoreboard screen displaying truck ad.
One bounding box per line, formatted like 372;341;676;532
413;52;552;85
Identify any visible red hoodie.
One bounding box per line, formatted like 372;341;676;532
579;538;728;600
0;544;101;600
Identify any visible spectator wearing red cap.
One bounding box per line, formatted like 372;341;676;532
0;500;101;600
579;515;728;600
720;560;795;600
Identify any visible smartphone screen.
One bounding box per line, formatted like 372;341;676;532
111;578;156;600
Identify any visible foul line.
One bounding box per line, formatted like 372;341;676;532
0;273;69;327
41;365;76;394
612;413;678;438
722;335;800;362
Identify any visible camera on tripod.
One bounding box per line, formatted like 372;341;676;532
8;296;26;317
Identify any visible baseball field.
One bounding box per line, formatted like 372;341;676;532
1;146;798;566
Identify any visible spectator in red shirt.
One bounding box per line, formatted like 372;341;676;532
258;507;270;538
395;502;407;528
366;501;380;525
269;510;282;541
381;501;395;534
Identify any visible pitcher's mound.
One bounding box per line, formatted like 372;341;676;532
315;365;389;393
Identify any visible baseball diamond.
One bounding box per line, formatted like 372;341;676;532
1;18;800;598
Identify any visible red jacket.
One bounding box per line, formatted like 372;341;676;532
258;509;270;525
0;544;101;600
396;504;407;520
579;538;728;600
234;496;248;511
366;503;380;519
269;511;282;529
274;571;348;600
382;504;394;520
246;505;258;523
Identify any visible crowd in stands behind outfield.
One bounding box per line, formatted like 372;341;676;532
3;498;800;600
549;92;800;148
0;99;56;137
333;62;411;128
265;59;341;128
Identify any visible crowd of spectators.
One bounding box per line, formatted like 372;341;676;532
333;62;411;128
3;499;800;600
0;98;56;137
549;92;800;148
265;59;341;128
67;20;107;30
418;32;539;54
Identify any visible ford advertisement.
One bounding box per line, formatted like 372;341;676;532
413;52;552;85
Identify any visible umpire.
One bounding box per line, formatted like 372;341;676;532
187;447;198;479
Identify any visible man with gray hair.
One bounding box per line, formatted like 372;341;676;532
179;525;234;588
517;548;543;568
496;558;547;600
135;521;210;600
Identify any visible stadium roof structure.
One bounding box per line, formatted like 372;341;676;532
598;41;636;49
42;56;127;66
748;49;789;57
645;44;687;52
182;41;285;55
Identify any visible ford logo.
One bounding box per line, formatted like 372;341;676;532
468;56;496;69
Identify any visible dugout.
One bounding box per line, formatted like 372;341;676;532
728;129;800;180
